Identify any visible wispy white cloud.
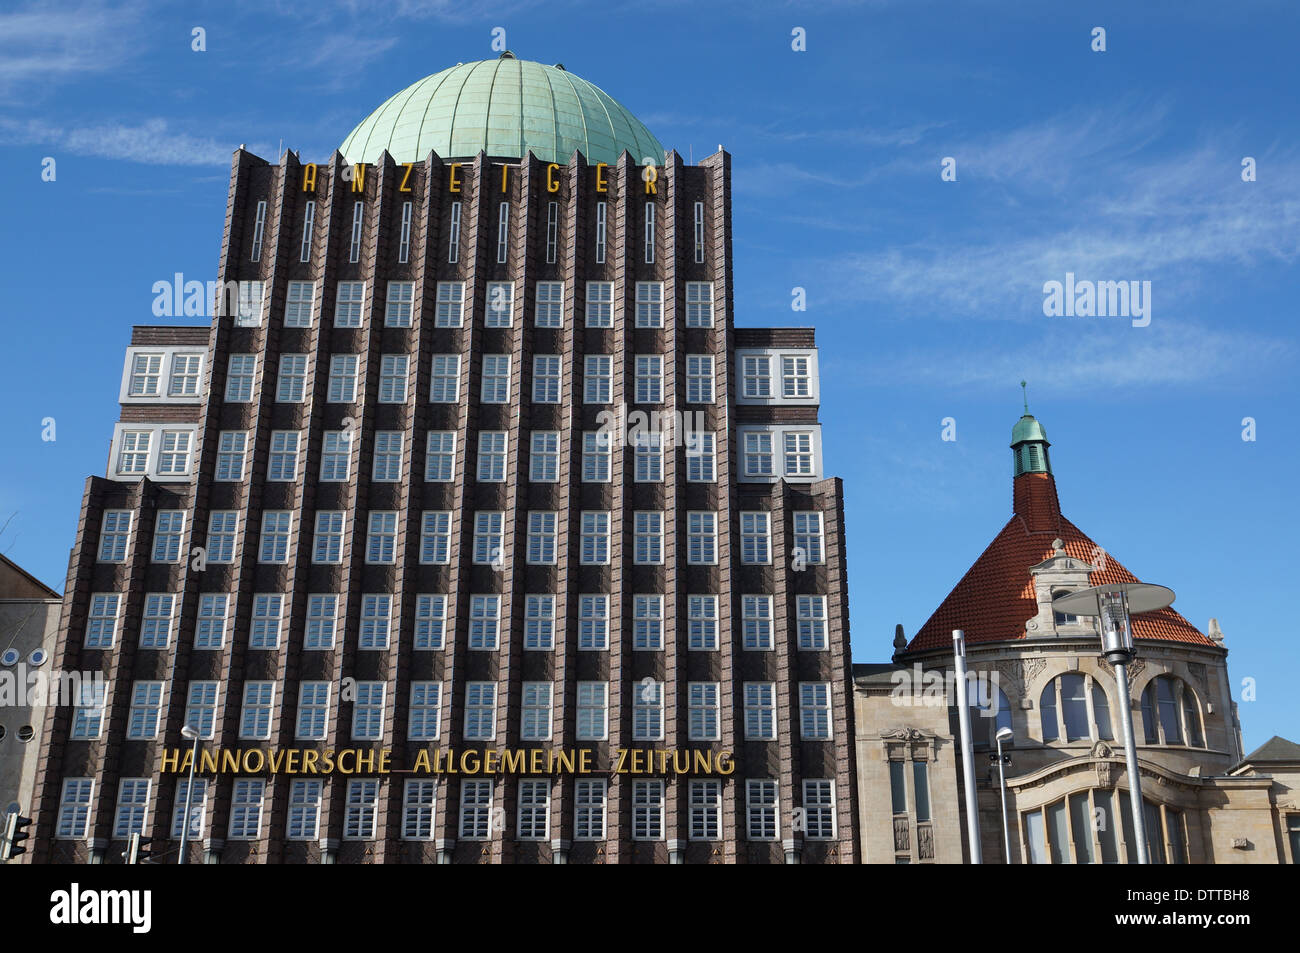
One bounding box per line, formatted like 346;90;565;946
0;1;145;93
0;117;239;166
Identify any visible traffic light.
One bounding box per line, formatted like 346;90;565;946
125;831;153;864
1;813;31;860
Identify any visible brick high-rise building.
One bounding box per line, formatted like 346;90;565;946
31;54;858;864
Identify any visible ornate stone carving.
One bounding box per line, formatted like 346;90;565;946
893;817;910;852
1187;662;1209;696
880;727;930;742
996;660;1023;697
918;824;934;860
1022;657;1047;686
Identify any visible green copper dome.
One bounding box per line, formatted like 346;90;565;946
1011;414;1052;476
1011;414;1049;447
339;54;665;166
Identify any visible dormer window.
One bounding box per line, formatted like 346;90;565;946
1052;588;1078;625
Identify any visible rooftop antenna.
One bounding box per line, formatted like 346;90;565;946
1020;380;1029;414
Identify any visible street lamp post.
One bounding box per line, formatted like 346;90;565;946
995;726;1013;863
952;629;983;864
178;724;201;865
1053;582;1175;865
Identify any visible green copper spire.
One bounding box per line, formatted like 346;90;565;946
1011;384;1051;476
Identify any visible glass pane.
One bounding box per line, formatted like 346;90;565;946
1167;809;1186;864
1069;792;1096;864
1145;800;1165;864
1061;674;1089;741
1157;679;1182;744
1141;686;1159;744
1025;810;1047;864
1047;800;1068;864
1183;692;1203;747
1094;790;1119;863
913;762;930;823
889;760;906;815
1091;682;1113;740
1118;790;1137;862
1040;683;1059;742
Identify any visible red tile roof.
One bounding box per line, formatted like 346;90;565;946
906;473;1213;653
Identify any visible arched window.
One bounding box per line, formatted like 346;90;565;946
965;684;1012;746
1040;673;1113;743
1051;588;1078;625
1023;789;1188;864
1141;676;1204;747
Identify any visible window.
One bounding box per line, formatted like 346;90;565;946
463;682;497;741
373;431;404;481
195;593;231;649
286;780;322;840
1024;790;1183;864
472;511;504;565
398;201;413;264
486;281;514;327
792;511;825;564
235;280;264;327
117;430;151;475
635;282;662;328
424;431;458;482
113;778;151;838
576;683;608;741
685;281;713;327
300;201;315;262
594;201;607;264
693;202;706;264
268;431;300;482
688;682;720;741
206;511;238;563
85;593;121;648
239;682;275;739
521;683;553;741
746;780;779;841
535;281;563;327
633;679;664;740
633;432;662;482
643;200;656;264
420;511;453;564
126;680;164;739
740;512;771;565
744;682;776;740
685;355;714;403
800;682;833;739
689;780;721;840
545;201;559;264
481;355;511;403
477;431;507;482
352;682;385;740
258;510;292;563
518;779;550;840
414;595;448;650
530;431;560;482
285;280;315;327
575;779;606;840
584;354;612;403
741;355;771;399
169;354;203;397
633;511;663;564
532;355;562;403
784;432;816;477
385;281;414;327
249;594;282;650
172;777;208;840
305;594;338;650
447;201;461;263
468;595;501;650
378;355;409;402
312;510;345;564
579;512;610;565
634;354;663;403
70;680;107;738
581;431;611;482
742;431;774;478
335;281;366;327
183;682;219;740
227;779;265;839
632;780;664;840
359;594;393;650
685;431;716;482
225;354;256;402
56;779;94;839
98;510;132;562
139;593;175;648
804;780;837;840
157;431;193;476
348;201;364;263
435;281;464;327
687;595;718;650
524;594;555;650
1041;673;1113;743
366;510;398;563
496;201;509;263
742;595;774;650
214;431;247;480
633;595;663;650
686;511;717;565
250;203;267;260
585;281;613;328
578;594;609;650
429;354;461;402
526;511;557;565
403;780;437;840
344;780;380;839
460;779;494;839
781;355;812;398
797;595;829;650
1141;676;1203;747
327;354;359;403
296;682;331;740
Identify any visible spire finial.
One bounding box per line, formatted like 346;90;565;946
1020;380;1029;415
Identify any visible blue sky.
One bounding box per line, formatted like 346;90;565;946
0;0;1295;752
